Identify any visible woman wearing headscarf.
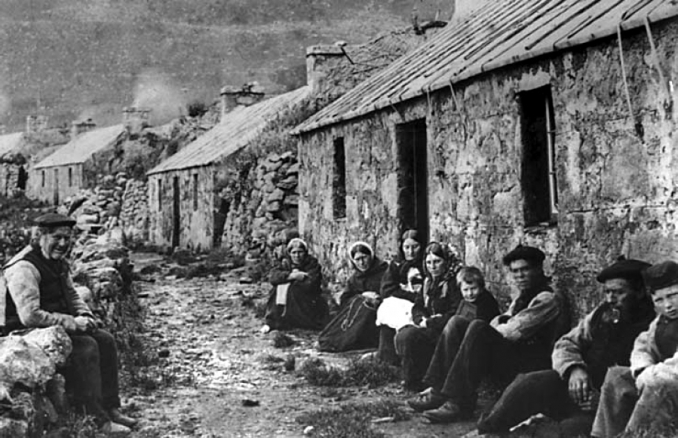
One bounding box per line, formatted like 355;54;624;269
260;238;328;333
395;242;463;391
369;229;425;365
318;241;389;351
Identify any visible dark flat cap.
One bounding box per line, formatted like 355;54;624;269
34;213;76;228
643;261;678;291
502;244;545;266
596;257;651;283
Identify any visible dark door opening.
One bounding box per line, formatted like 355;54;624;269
53;169;59;205
17;166;27;191
172;176;181;248
396;119;429;242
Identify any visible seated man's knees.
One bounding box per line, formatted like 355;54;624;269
442;315;468;336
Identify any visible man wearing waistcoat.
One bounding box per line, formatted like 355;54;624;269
1;213;136;434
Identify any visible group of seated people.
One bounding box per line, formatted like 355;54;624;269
260;229;678;437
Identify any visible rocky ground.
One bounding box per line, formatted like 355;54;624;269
120;253;487;438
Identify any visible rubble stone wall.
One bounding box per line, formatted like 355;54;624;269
217;150;299;263
119;179;149;247
0;163;23;197
299;20;678;318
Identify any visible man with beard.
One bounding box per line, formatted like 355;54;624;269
412;244;570;423
1;213;137;434
475;257;655;436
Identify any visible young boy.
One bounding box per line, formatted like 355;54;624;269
592;260;678;437
454;266;500;322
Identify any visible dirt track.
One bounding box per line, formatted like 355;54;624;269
124;254;478;438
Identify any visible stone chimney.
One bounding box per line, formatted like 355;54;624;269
71;118;96;140
123;107;151;136
220;83;265;117
26;115;48;135
306;45;347;95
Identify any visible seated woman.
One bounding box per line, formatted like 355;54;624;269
395;242;463;391
317;241;388;352
260;238;328;333
371;229;425;365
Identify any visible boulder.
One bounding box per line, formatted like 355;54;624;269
21;327;72;368
0;336;56;395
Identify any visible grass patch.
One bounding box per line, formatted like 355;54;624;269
299;358;400;388
296;400;410;438
48;413;98;438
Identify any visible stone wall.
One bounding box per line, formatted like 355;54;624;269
0;228;141;437
119;179;149;247
298;20;678;318
218;150;299;263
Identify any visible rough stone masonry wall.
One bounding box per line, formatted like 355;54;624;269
218;150;299;264
299;20;678;318
119;179;149;247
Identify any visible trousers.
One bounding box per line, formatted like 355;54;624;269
62;329;120;422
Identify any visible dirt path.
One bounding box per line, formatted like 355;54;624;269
124;255;478;438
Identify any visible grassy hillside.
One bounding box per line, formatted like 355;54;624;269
0;0;453;131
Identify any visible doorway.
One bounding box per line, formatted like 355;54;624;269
396;119;429;242
53;169;59;205
172;176;181;248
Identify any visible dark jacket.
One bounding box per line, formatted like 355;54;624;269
412;273;462;334
339;258;388;307
455;290;501;323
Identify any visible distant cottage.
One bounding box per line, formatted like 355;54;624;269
293;0;678;314
0;132;28;197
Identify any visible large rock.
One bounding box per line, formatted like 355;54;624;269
0;337;55;398
21;327;72;368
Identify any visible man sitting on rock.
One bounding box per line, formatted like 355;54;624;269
475;257;655;436
1;213;137;434
409;244;570;424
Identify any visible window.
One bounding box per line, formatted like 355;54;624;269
519;86;558;226
193;174;198;211
332;137;346;219
41;170;45;188
158;180;162;210
68;167;73;187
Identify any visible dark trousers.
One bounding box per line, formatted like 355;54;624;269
424;315;471;391
394;325;438;390
62;329;120;422
478;370;593;435
377;326;399;366
440;320;547;412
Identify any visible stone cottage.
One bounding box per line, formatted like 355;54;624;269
145;24;443;256
293;0;678;314
146;86;311;252
0;132;28;197
29;121;125;205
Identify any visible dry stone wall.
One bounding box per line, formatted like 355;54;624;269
119;179;149;247
299;19;678;319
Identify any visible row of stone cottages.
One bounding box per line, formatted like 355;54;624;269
18;24;437;263
292;0;678;316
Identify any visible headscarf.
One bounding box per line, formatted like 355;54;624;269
286;237;308;253
347;241;374;271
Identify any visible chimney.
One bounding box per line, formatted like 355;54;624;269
26;115;36;135
220;83;265;117
71;118;96;140
123;107;151;136
306;45;348;95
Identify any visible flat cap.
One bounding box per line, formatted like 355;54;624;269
642;261;678;291
33;213;76;228
502;244;545;266
596;257;651;283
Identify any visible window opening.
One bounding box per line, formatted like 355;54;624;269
332;137;347;219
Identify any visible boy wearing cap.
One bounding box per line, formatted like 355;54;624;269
592;260;678;437
411;245;569;424
0;213;137;434
475;258;655;435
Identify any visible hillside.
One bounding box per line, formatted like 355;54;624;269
0;0;454;131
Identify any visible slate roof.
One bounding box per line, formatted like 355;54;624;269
147;86;311;175
0;132;24;158
294;0;678;134
34;124;125;169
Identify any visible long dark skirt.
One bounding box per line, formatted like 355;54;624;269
264;285;329;330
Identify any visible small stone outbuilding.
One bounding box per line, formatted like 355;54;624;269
293;0;678;315
0;132;28;197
